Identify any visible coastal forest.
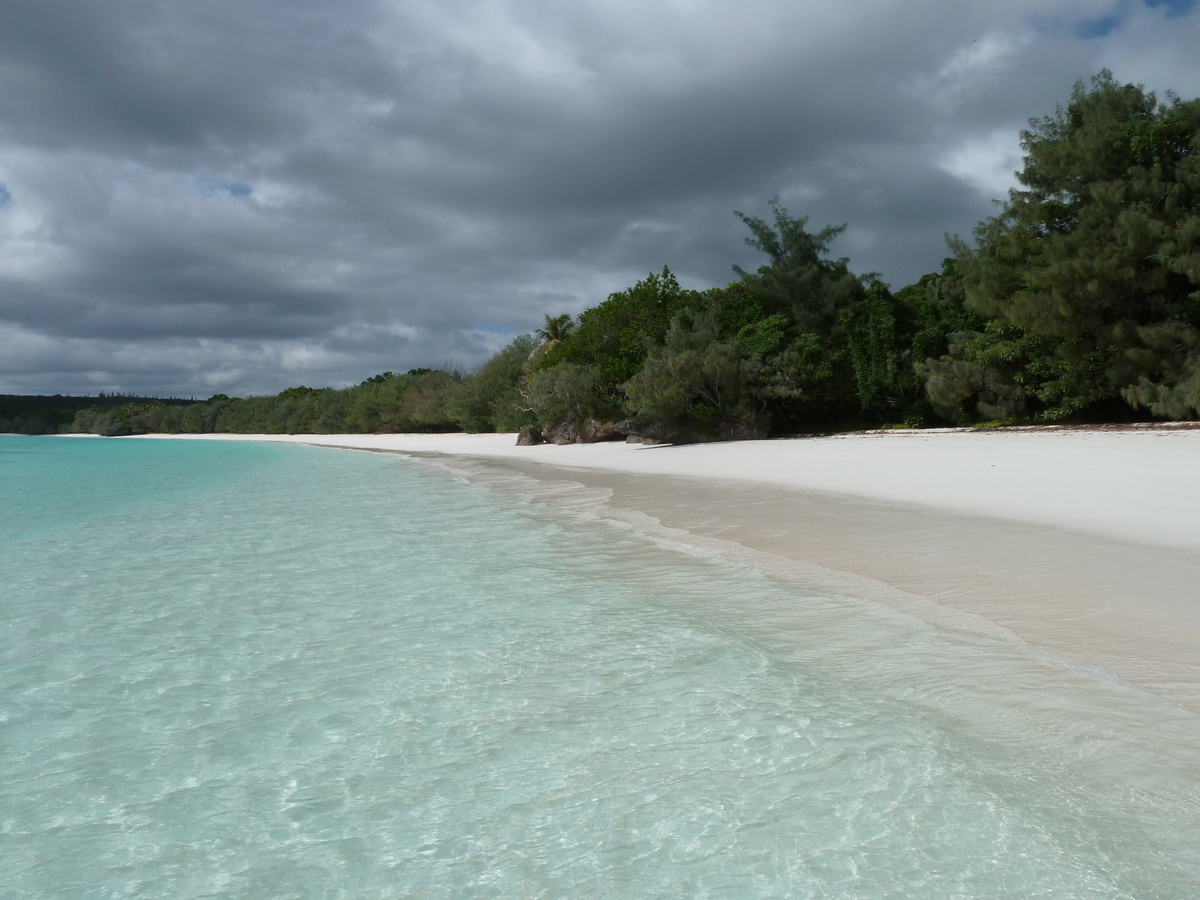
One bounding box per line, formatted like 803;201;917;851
32;73;1200;440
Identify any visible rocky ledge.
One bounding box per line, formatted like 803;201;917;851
516;417;762;446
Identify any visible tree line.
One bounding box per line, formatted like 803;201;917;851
53;72;1200;439
0;393;193;435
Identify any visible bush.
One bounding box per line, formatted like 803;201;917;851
524;362;606;425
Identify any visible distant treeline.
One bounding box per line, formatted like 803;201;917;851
29;72;1200;440
52;260;984;439
0;394;194;435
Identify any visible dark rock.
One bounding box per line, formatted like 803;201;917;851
616;416;764;444
531;420;627;444
542;421;579;445
614;418;638;440
580;419;621;443
616;418;673;444
515;425;544;446
718;419;762;442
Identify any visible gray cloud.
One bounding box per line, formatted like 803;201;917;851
1;0;1198;395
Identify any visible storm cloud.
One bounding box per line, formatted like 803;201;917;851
1;0;1198;395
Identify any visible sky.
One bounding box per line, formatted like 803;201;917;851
2;0;1199;397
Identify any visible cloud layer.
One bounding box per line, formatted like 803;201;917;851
1;0;1198;395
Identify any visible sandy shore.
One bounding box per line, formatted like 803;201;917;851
133;428;1200;710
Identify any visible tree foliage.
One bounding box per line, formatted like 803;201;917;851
622;309;754;428
541;267;699;389
448;335;539;432
946;70;1200;420
733;200;864;335
523;362;605;424
535;314;576;345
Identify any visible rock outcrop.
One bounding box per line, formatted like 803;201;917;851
526;417;762;446
515;425;544;446
580;418;621;443
616;418;675;444
541;421;578;445
539;419;626;444
617;417;764;444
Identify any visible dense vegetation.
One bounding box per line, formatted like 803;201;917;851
0;394;194;435
930;71;1200;423
25;72;1200;440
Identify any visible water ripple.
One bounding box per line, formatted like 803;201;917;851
1;436;1198;898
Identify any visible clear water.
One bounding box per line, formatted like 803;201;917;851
2;435;1198;899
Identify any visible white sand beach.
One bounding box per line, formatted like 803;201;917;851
136;427;1200;710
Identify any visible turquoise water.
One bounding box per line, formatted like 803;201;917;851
2;436;1199;899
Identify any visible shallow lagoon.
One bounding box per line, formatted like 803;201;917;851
2;436;1198;898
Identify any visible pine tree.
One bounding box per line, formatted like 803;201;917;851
953;71;1200;419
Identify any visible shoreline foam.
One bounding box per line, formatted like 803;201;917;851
125;429;1200;710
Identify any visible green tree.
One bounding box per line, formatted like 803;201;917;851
622;308;756;430
448;335;540;432
397;370;461;431
523;362;605;425
528;314;577;366
543;267;700;391
951;70;1200;419
535;314;575;345
733;199;866;335
731;201;869;424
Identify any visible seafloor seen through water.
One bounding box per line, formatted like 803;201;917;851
1;435;1198;898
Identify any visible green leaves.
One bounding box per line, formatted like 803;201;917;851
535;313;575;343
622;309;749;425
449;335;539;432
549;267;698;389
733;199;863;335
947;70;1200;420
523;362;605;425
1126;113;1193;169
